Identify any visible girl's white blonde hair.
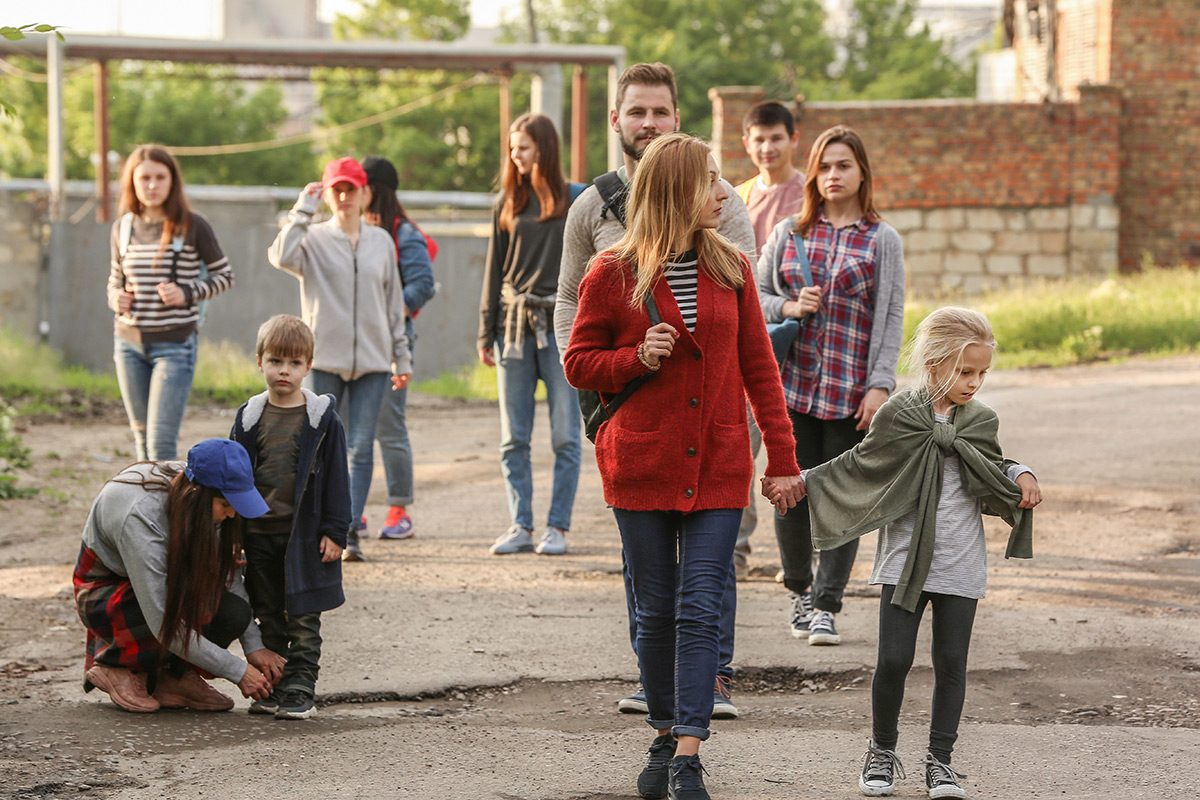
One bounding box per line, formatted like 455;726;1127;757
907;306;997;399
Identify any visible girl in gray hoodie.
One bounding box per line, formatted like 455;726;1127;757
268;156;411;562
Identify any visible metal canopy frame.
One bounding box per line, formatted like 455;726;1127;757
3;34;625;220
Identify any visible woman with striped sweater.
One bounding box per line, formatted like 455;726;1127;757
108;145;235;461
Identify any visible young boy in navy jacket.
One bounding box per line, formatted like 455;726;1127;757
231;314;350;719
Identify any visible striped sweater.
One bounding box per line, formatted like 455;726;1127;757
107;213;233;343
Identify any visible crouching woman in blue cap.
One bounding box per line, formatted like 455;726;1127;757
73;438;286;713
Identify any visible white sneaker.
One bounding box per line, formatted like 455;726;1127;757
535;526;568;555
490;524;534;555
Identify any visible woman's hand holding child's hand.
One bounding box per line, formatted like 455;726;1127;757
641;322;678;367
1015;473;1042;509
319;535;343;563
246;648;287;685
761;474;806;514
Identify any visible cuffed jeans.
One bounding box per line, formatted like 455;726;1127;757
311;369;389;528
377;324;416;507
113;334;197;461
243;531;323;695
494;334;581;531
614;507;740;741
775;411;864;613
873;585;977;763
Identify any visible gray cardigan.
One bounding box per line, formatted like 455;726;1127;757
756;216;906;393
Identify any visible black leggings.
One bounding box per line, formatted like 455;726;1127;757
871;585;977;763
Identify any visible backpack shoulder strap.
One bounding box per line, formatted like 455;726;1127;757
592;170;628;227
790;233;813;287
118;212;135;259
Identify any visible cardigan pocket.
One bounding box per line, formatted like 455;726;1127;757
603;427;671;485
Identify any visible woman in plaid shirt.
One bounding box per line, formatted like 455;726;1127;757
757;125;907;647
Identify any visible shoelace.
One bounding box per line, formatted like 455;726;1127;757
671;755;709;789
810;610;834;631
863;743;906;782
646;736;676;769
715;674;733;700
790;593;813;626
921;754;966;785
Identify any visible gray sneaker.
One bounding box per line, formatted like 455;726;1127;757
922;753;966;799
808;609;841;645
535;526;568;555
343;519;366;562
860;739;905;796
248;692;279;715
789;591;814;638
274;689;316;720
490;524;534;555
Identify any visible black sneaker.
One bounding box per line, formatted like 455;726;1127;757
343;519;365;562
922;753;966;799
619;687;649;714
637;733;676;799
859;739;905;796
248;692;279;715
667;754;709;800
274;689;317;720
808;609;841;645
789;591;814;638
711;675;739;720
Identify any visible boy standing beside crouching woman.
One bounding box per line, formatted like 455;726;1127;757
231;314;350;720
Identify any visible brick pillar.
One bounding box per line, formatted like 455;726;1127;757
708;86;765;181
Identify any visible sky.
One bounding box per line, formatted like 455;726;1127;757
27;0;522;38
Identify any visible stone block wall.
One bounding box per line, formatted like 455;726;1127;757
0;191;44;337
709;85;1122;295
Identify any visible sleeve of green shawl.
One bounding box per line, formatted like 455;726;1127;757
805;396;931;551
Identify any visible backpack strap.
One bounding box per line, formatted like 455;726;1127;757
736;177;755;205
790;233;813;287
117;212;134;259
593;170;628;227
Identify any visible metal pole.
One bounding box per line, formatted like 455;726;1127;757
606;61;622;172
95;60;112;223
570;65;587;183
47;35;65;222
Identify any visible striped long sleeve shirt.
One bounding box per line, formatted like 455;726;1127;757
107;212;233;343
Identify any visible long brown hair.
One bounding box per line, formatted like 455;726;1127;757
117;144;192;256
606;132;745;308
792;125;881;238
499;113;568;232
111;462;244;653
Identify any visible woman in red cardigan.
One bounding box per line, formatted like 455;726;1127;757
564;132;804;800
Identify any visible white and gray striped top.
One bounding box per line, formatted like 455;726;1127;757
871;411;1032;600
107;212;233;343
664;251;699;332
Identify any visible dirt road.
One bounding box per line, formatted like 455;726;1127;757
1;356;1197;799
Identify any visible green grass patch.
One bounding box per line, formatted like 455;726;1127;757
0;328;121;408
192;339;265;407
412;361;545;403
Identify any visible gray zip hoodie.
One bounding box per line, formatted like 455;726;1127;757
268;192;412;380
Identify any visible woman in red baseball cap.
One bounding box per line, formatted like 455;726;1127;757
268;157;413;561
73;438;284;713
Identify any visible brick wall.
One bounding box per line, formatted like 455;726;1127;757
709;85;1121;294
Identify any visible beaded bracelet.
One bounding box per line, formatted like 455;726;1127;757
636;342;661;372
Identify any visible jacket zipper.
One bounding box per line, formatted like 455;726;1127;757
350;241;359;379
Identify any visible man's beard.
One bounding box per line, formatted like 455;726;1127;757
620;132;657;161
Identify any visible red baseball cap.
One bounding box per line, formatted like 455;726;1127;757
321;156;367;189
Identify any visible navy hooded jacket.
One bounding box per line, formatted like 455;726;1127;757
231;389;349;616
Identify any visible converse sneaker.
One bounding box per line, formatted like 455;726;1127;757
534;526;568;555
711;675;739;720
789;591;814;638
808;609;841;645
637;733;677;799
922;753;966;799
490;524;534;555
619;687;649;714
859;739;905;796
274;689;317;720
343;517;367;561
248;692;280;715
667;753;709;800
378;506;415;539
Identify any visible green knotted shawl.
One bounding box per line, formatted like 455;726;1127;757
805;386;1033;612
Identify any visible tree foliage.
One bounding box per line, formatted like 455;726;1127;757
333;0;470;41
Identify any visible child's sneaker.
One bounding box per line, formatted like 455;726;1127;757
788;590;814;638
379;506;415;539
490;524;534;554
808;609;841;645
343;517;366;561
637;732;676;799
248;692;280;715
274;689;317;720
859;739;905;796
922;753;966;799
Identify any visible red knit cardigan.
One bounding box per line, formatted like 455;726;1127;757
563;251;800;512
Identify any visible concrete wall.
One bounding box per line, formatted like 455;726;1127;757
3;187;490;381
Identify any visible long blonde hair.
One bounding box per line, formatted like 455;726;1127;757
605;132;745;308
907;306;996;400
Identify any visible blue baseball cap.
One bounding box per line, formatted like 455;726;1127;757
184;439;269;519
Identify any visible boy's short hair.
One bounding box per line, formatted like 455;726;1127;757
743;100;795;137
616;62;677;110
256;314;314;362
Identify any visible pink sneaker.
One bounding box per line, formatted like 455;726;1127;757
152;668;234;712
86;665;159;713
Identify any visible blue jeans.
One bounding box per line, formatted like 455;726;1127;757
494;334;581;531
377;324;416;507
614;507;741;741
311;370;390;527
113;334;197;461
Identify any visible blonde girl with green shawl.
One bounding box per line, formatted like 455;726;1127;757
799;307;1041;799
